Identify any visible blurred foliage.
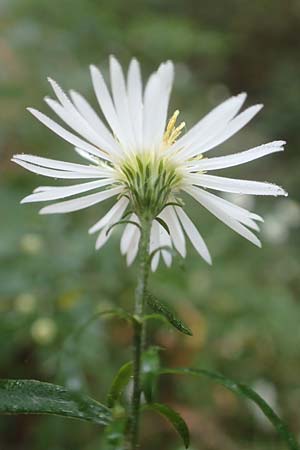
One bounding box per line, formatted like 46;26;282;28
0;0;300;449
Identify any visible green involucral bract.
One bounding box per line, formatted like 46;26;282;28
118;154;182;218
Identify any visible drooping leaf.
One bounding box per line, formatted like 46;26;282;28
0;379;111;425
146;292;193;336
107;361;133;408
160;368;300;450
142;347;160;403
144;402;190;448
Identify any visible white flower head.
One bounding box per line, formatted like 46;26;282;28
12;56;287;270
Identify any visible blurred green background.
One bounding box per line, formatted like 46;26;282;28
1;0;300;449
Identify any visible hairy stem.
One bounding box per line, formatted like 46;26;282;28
129;217;151;450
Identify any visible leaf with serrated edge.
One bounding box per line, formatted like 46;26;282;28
160;368;300;450
0;379;111;425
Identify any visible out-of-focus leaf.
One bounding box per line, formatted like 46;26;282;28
144;402;190;448
0;379;111;425
62;308;132;350
160;368;300;450
104;415;127;450
142;347;160;403
107;361;133;408
146;292;193;336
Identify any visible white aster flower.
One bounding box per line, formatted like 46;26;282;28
12;56;287;270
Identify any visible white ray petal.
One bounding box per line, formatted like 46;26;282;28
187;141;285;171
12;153;109;174
186;187;263;223
21;179;114;203
94;198;130;250
159;206;186;257
185;187;261;247
143;61;174;150
175;207;211;264
74;147;100;164
149;220;161;271
177;104;263;161
89;196;129;234
95;226;112;250
69;89;121;156
127;58;143;149
239;217;260;231
190;173;287;196
109;56;135;148
120;214;139;255
39;186;122;214
151;61;174;147
47;79;115;155
142;73;160;150
12;158;107;179
27;107;110;161
126;227;140;266
158;225;172;267
168;92;247;155
44;96;112;161
90;65;125;143
199;104;263;155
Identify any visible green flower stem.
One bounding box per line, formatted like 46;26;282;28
129;217;151;450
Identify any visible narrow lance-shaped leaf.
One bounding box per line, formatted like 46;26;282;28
144;402;190;449
160;368;300;450
142;347;160;403
107;361;133;408
0;379;111;425
146;292;193;336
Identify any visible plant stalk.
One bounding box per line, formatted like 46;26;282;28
129;217;151;450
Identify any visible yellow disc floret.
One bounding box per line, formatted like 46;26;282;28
163;110;185;147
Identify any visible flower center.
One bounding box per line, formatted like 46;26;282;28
119;154;182;219
114;111;186;219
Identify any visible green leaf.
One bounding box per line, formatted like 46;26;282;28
144;402;190;448
107;361;133;408
160;368;300;450
104;416;127;450
146;292;193;336
142;347;160;403
0;379;111;425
